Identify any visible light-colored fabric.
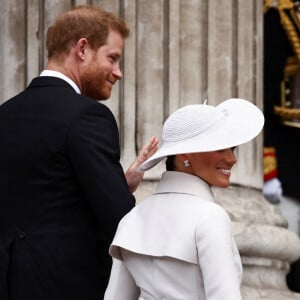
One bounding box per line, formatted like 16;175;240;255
105;171;243;300
104;258;140;300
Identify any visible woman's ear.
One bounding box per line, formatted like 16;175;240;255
177;153;188;163
175;154;190;171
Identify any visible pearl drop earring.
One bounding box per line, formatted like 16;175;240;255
183;160;190;167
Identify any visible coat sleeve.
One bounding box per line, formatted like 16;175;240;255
104;258;140;300
195;204;242;300
67;102;135;239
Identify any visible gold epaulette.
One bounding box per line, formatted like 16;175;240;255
274;105;300;127
264;0;300;62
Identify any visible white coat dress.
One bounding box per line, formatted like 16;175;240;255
104;171;243;300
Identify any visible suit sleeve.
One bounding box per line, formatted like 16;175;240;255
104;258;140;300
195;205;242;300
67;102;135;239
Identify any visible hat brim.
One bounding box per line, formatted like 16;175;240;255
139;98;264;171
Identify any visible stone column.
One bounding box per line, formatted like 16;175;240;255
213;187;300;299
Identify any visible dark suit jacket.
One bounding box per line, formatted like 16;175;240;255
0;77;135;300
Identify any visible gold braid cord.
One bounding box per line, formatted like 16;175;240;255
264;0;300;62
264;0;276;13
274;105;300;118
264;1;300;126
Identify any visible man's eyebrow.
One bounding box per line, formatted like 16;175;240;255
108;52;121;59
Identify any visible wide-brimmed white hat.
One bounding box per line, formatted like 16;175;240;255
139;98;264;171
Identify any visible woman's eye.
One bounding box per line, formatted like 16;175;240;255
217;147;237;154
232;147;238;155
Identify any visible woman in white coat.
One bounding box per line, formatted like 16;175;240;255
104;98;264;300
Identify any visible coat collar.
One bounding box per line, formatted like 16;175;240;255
109;171;218;264
154;171;215;203
40;70;81;94
27;76;77;93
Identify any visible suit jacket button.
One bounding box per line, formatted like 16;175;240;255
19;231;26;239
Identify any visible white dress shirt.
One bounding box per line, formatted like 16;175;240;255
104;171;243;300
40;70;81;94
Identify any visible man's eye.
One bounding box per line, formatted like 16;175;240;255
109;56;119;63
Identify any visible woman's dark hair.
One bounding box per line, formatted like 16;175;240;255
166;155;176;171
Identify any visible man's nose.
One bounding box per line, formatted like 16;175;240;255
113;65;123;80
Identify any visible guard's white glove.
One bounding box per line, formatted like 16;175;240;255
263;177;283;204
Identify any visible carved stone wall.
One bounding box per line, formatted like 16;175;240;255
1;0;299;298
214;187;300;299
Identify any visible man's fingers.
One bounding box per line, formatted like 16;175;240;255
139;136;159;163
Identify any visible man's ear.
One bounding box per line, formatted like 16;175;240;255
76;38;89;60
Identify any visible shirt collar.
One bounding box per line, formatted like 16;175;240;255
40;70;81;94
